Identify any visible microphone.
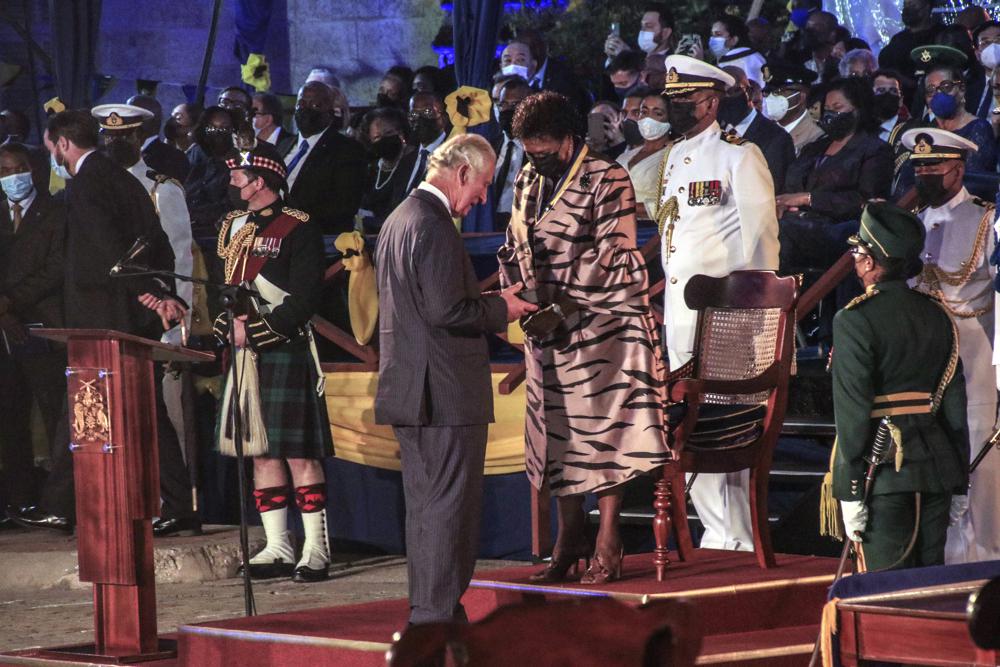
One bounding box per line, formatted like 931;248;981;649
110;236;150;275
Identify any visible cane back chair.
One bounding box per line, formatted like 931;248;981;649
653;270;800;581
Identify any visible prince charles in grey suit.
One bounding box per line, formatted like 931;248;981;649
375;134;536;624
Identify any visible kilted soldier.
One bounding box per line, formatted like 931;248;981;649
213;141;334;582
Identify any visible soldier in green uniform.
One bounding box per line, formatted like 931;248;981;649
828;201;970;572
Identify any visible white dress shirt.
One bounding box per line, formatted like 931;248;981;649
417;181;451;215
879;115;899;143
494;134;524;214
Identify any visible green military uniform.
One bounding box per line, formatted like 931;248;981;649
829;202;970;571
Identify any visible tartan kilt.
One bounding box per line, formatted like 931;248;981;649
216;337;334;459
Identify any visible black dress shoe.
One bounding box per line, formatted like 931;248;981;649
152;516;202;537
11;506;73;533
292;563;329;583
237;559;296;580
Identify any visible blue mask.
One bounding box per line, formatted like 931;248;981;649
50;153;71;180
929;91;959;119
790;8;811;29
0;171;33;202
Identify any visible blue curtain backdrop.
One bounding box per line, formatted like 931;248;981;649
49;0;103;109
233;0;275;63
454;0;504;232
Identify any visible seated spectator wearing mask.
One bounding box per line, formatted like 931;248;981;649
720;66;795;192
972;21;1000;118
586;97;643;160
936;24;989;119
839;48;878;80
878;0;942;83
375;71;411;111
396;92;451;197
185;106;237;233
168;103;201;156
252;92;294;155
218;86;253;126
895;53;997;196
284;81;367;235
499;40;539;89
777;76;893;272
605;50;645;103
491;78;531;230
709;15;768;88
616;92;671;220
761;63;825;156
359;107;413;233
873;69;912;144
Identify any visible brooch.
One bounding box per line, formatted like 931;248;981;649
579;172;591;189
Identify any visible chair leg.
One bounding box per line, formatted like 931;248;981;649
652;468;672;582
749;468;776;568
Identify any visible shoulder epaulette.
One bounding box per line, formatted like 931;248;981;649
149;172;183;190
224;209;248;221
972;196;994;210
721;131;747;146
281;206;309;222
844;288;880;310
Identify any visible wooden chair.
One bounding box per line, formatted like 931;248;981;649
653;271;800;581
386;597;701;667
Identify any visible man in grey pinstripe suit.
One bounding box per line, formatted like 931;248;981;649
375;134;536;624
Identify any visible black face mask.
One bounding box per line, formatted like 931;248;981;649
622;118;644;147
201;133;233;157
872;92;901;122
376;93;400;109
666;99;703;136
526;150;566;179
901;5;926;28
915;172;954;205
718;91;751;127
371;134;403;161
410;117;441;146
104;138;140;168
295;108;332;137
498;109;516;137
819;109;858;140
227;182;252;208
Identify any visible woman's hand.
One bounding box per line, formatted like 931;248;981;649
775;192;810;218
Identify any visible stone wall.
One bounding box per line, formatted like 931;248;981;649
0;0;445;139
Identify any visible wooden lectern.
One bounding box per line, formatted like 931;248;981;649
21;329;212;664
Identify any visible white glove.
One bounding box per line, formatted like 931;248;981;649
949;494;969;526
840;500;869;541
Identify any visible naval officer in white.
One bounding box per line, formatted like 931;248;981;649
658;55;780;551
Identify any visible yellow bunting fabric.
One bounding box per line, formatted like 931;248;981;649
325;371;526;474
333;232;378;345
241;53;271;92
44;97;66;114
445;86;492;138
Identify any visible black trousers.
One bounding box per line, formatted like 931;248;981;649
40;362;196;521
394;423;488;625
0;345;66;508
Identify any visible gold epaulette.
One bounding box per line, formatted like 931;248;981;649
972;196;995;210
844;287;880;310
224;209;249;222
721;131;747;145
282;207;310;222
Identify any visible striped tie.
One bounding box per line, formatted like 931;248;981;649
285;139;310;174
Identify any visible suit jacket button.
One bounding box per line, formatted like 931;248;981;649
669;245;676;253
670;277;678;284
684;157;692;164
678;186;685;193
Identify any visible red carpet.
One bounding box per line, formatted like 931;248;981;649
177;550;838;667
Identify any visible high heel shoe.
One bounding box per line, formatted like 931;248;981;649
580;546;625;585
529;547;591;583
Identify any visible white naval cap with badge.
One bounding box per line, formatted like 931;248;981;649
900;127;979;163
90;103;154;131
661;54;735;97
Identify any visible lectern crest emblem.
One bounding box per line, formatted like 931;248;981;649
72;378;111;443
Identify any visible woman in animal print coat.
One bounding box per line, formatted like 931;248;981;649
498;91;669;584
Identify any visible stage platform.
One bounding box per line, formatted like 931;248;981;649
175;550;837;667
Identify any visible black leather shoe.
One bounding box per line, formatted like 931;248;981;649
152;516;202;537
10;506;73;533
292;563;329;583
237;560;296;580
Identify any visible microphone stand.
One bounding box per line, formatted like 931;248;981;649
113;263;263;617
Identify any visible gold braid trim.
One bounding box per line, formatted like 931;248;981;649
653;142;682;265
929;299;961;414
915;205;995;318
217;212;257;284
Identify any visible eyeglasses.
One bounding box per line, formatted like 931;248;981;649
924;80;963;96
408;109;440;120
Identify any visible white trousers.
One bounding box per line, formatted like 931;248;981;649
688;470;754;551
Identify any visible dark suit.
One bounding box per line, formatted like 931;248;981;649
143;138;190;183
0;193;67;508
360;147;416;234
285;127;367;236
779;131;893;271
375;188;507;624
265;126;296;158
741;112;796;193
42;150;176;520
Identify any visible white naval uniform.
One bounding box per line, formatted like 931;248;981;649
659;120;780;551
912;188;1000;563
